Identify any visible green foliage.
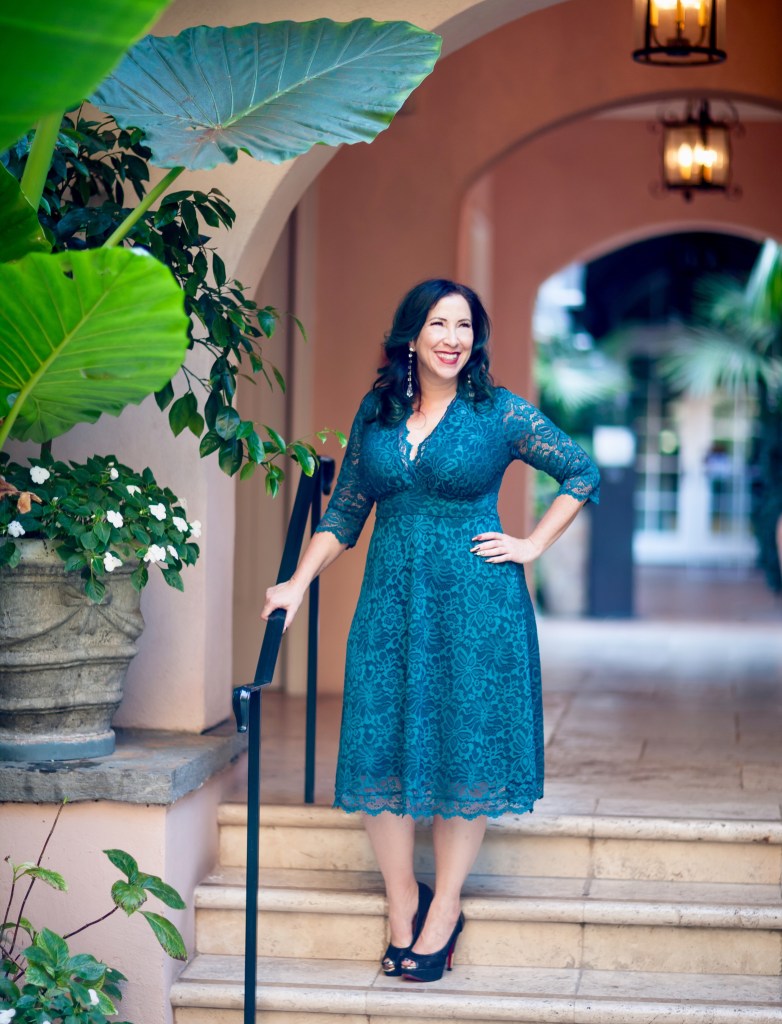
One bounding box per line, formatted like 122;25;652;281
0;0;172;152
0;15;439;491
0;453;200;601
0;248;189;447
93;20;442;170
535;334;631;435
1;808;186;1023
0;166;49;262
661;328;782;399
659;241;782;591
2;112;340;486
4;928;124;1023
138;913;186;961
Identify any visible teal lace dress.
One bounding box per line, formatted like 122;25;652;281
315;387;599;820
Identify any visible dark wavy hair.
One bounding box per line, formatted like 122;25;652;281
371;279;494;426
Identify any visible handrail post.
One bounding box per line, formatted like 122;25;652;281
304;466;322;805
232;456;335;1022
242;687;261;1024
305;458;334;803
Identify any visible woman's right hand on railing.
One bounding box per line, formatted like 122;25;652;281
262;577;307;633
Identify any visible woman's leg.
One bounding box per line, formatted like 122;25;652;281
363;812;419;947
405;814;486;956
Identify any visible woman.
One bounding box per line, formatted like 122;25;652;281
262;279;599;982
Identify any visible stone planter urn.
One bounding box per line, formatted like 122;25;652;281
0;539;144;761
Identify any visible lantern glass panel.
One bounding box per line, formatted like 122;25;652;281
663;123;730;189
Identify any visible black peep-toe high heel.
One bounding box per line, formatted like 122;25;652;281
401;911;464;983
381;881;433;977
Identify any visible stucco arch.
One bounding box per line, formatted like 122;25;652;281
308;0;782;400
157;0;782;293
78;0;782;720
152;0;571;291
302;0;782;691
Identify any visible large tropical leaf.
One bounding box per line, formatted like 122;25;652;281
0;1;172;153
0;248;188;444
0;165;49;262
92;19;442;170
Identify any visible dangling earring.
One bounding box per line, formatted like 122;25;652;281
406;347;414;399
467;372;475;400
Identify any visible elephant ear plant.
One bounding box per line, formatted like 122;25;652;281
0;3;442;600
0;805;187;1024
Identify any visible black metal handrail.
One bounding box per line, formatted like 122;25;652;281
231;456;334;1024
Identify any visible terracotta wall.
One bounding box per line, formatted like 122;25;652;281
304;0;782;693
23;0;782;719
150;0;567;314
34;0;566;731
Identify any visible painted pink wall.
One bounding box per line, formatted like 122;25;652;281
308;0;782;693
0;766;238;1024
486;115;782;402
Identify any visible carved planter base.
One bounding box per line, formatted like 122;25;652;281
0;540;144;761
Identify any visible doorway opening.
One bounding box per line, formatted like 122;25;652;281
533;230;779;621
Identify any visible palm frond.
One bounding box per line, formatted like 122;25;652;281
660;327;782;399
535;347;631;415
745;239;782;324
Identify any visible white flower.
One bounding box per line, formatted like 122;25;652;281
172;516;189;533
7;521;25;538
189;519;202;539
109;467;119;480
88;989;99;1006
143;544;167;564
0;1008;17;1022
106;510;124;529
167;545;179;560
103;553;123;573
30;466;50;484
127;485;141;496
149;503;166;521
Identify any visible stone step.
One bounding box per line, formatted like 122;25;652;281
193;867;782;976
171;954;782;1024
218;804;782;885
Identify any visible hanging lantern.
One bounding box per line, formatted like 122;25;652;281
633;0;727;66
659;100;739;201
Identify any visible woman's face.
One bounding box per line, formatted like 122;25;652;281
411;293;474;391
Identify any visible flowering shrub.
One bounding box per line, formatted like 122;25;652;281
0;806;186;1024
0;454;200;603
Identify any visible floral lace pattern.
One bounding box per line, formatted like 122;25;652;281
316;388;599;819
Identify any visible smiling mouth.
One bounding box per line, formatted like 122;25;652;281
434;351;460;364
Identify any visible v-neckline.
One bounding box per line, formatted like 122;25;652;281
402;396;458;464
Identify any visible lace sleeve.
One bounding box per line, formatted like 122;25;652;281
314;394;376;548
501;390;600;505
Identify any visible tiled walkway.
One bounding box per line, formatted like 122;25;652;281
636;564;782;622
255;610;782;821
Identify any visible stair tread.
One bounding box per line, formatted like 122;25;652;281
172;954;782;1019
195;866;782;927
218;802;782;844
